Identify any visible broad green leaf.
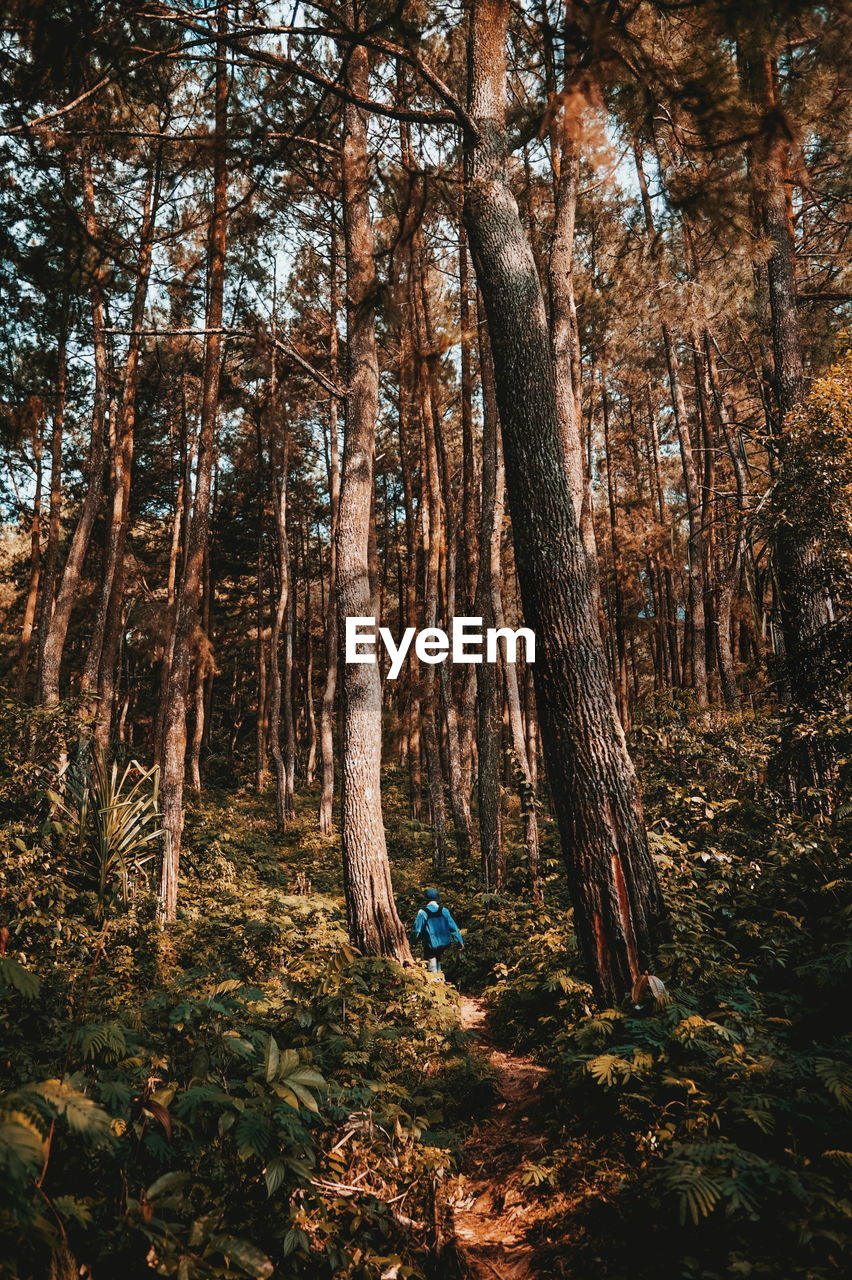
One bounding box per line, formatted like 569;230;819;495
209;1234;274;1279
263;1034;280;1083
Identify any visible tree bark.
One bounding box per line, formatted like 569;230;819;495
337;19;410;961
464;0;666;1003
36;301;68;692
319;225;341;833
269;436;292;829
158;2;229;921
39;149;109;707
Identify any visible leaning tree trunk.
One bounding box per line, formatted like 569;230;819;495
336;21;410;961
464;0;666;1003
157;2;229;922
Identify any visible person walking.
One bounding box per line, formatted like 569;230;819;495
411;888;464;974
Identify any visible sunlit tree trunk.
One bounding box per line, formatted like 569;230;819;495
464;0;666;1002
319;226;341;833
337;18;410;960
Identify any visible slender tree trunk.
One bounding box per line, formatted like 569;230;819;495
601;379;631;729
396;325;424;821
465;0;666;1002
187;546;211;792
268;440;292;829
304;558;318;786
158;3;229;922
475;304;504;891
319;239;341;832
337;20;410;960
37;303;68;689
634;144;708;709
40;149;109;707
15;407;43;698
283;530;297;817
458;223;479;807
412;267;449;872
491;437;542;901
548;127;598;571
88;155;161;748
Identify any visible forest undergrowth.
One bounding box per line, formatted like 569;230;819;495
2;695;852;1280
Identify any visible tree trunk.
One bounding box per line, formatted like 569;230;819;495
158;3;229;922
15;405;44;698
336;19;410;961
40;149;109;707
36;302;68;691
319;229;341;833
88;154;161;748
475;304;504;891
464;0;666;1003
491;435;542;901
268;439;292;829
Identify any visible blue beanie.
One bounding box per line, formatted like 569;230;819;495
425;888;440;901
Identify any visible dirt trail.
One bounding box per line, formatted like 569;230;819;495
448;996;550;1280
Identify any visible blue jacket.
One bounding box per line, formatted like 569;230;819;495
412;901;463;950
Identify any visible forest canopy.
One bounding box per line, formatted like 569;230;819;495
0;1;851;1278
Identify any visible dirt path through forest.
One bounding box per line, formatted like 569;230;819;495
448;996;550;1279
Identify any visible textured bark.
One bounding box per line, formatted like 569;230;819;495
465;0;666;1002
601;379;630;729
337;22;410;961
36;306;67;690
319;228;341;833
158;3;229;922
40;150;109;707
269;441;292;829
412;256;450;872
548;128;598;571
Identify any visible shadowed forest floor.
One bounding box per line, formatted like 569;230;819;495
5;720;852;1280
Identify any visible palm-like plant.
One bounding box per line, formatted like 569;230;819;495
49;753;161;917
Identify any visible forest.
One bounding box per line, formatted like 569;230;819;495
0;0;851;1277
